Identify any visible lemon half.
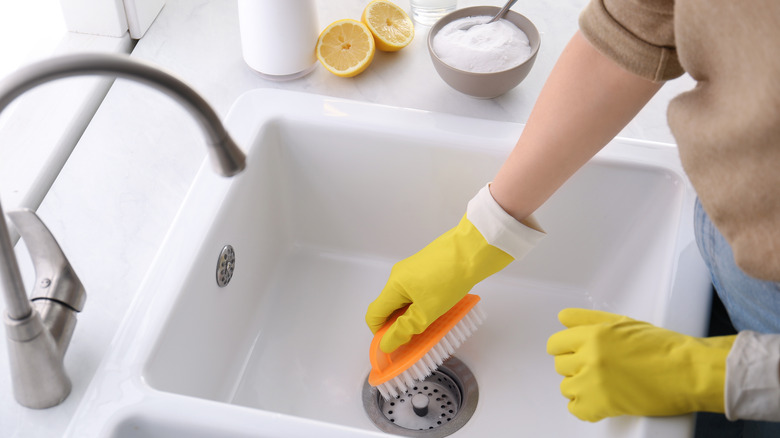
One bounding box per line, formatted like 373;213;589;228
316;19;376;77
362;0;414;52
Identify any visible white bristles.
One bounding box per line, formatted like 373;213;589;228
463;313;479;331
452;323;468;340
375;303;485;400
440;336;455;355
428;346;443;365
411;363;427;381
433;344;447;360
474;304;487;322
445;332;460;348
395;376;407;392
422;354;437;370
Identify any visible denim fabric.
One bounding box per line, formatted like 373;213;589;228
693;198;780;437
694;199;780;333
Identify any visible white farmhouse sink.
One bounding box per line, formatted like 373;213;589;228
65;90;711;437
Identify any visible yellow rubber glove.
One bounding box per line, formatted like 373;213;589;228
366;184;545;353
366;214;512;353
546;308;736;422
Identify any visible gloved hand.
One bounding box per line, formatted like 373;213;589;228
546;308;737;422
366;184;545;353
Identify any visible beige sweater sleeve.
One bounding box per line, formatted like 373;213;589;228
578;0;683;82
581;0;780;281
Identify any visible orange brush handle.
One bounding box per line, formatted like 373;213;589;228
368;294;480;386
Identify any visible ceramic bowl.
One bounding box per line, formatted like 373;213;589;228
428;6;540;98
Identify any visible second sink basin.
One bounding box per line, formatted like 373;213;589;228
66;90;711;437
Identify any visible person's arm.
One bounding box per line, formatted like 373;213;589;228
366;31;663;353
490;31;662;222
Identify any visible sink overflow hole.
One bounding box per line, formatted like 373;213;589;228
362;356;478;437
216;245;235;287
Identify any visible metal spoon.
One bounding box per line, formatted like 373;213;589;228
460;0;519;30
485;0;520;24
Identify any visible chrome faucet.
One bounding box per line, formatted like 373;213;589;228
0;53;246;408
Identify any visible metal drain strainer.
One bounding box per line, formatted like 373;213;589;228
216;245;235;287
363;356;478;437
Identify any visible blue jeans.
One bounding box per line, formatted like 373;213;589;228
695;199;780;333
693;199;780;437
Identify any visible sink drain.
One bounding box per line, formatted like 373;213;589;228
363;356;478;437
216;245;235;287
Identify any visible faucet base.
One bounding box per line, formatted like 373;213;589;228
5;309;71;409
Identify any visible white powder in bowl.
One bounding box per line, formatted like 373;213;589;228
433;16;531;73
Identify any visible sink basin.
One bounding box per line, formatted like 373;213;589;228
66;90;711;437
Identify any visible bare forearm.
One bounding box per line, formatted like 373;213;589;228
490;31;663;222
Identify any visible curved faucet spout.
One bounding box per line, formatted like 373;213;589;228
0;53;246;408
0;53;246;176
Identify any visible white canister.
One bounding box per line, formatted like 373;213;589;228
237;0;320;81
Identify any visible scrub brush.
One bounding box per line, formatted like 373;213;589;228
368;294;485;400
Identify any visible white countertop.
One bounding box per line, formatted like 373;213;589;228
0;0;695;436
